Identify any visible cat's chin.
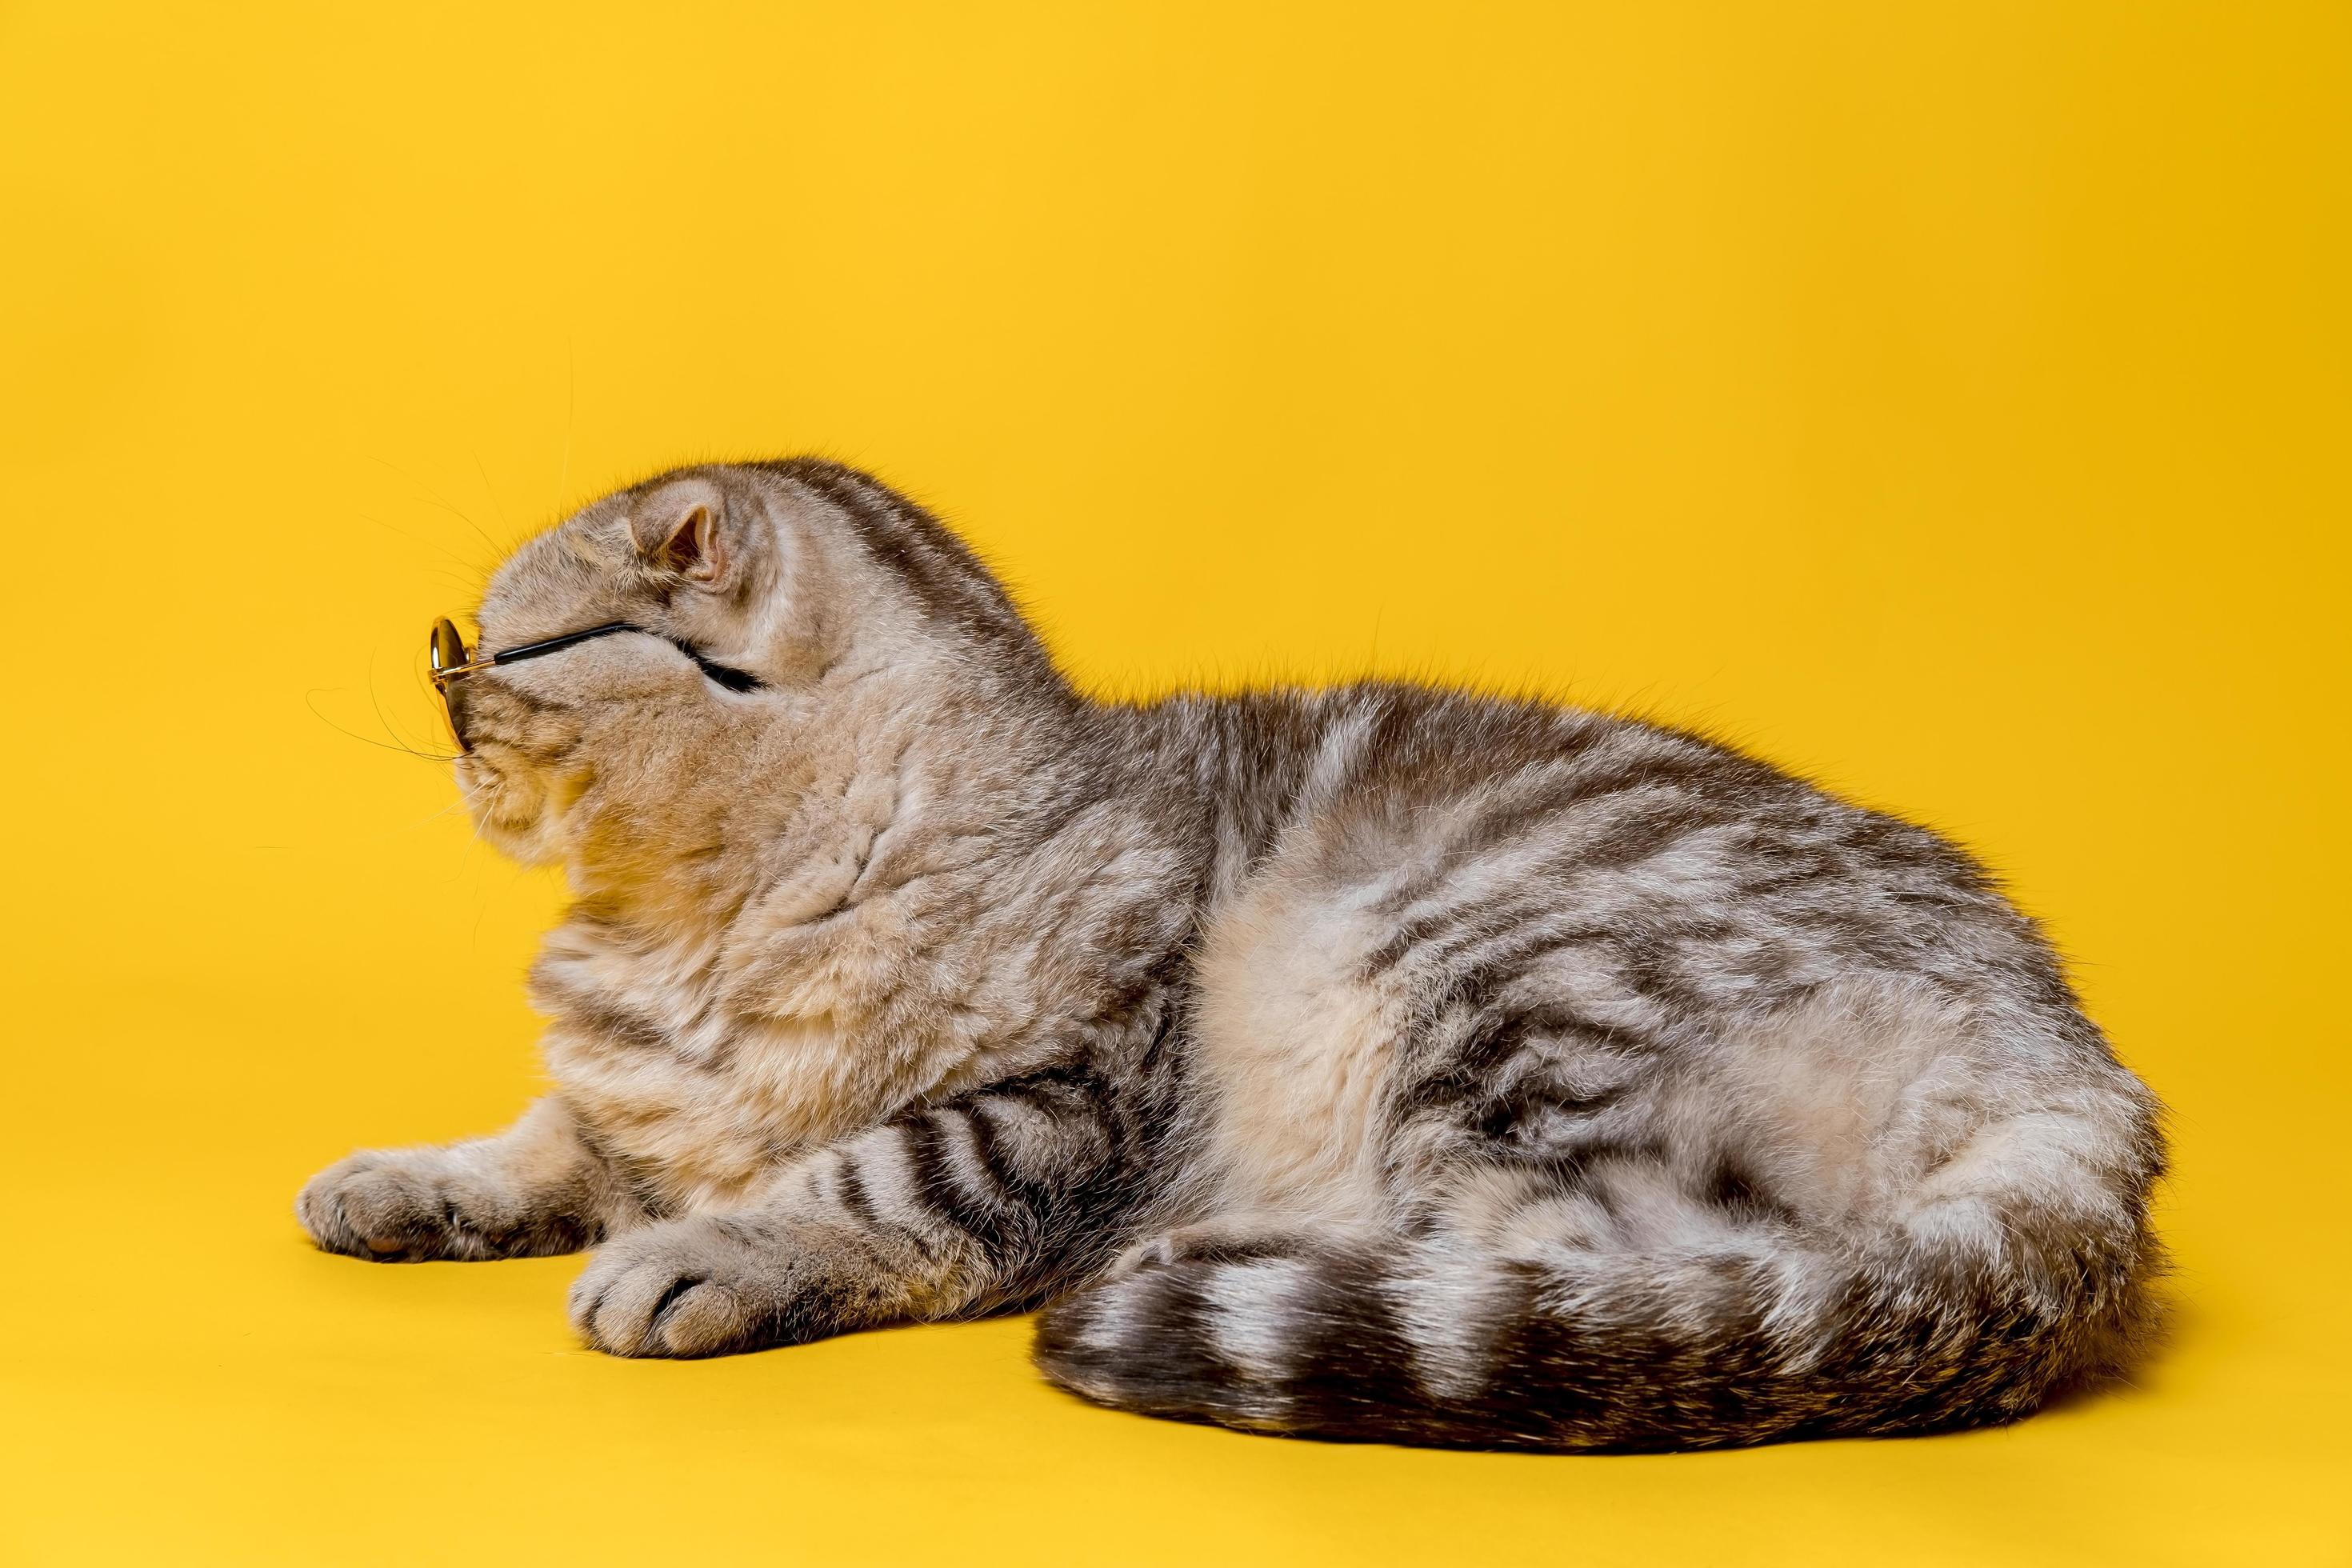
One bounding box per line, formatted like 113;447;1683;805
454;763;568;867
473;810;568;867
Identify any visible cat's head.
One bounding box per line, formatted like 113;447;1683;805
443;459;1053;870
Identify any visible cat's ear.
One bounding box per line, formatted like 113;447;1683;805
629;476;737;590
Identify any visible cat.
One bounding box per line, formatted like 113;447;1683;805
298;458;2166;1450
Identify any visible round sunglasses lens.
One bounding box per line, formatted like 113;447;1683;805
430;618;470;682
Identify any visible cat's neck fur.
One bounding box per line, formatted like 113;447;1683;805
530;634;1161;1175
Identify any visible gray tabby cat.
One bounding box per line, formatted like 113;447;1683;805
298;459;2166;1450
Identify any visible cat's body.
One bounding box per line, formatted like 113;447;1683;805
299;459;2166;1450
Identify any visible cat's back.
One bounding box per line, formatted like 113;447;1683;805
1153;680;1988;911
1171;679;2091;1224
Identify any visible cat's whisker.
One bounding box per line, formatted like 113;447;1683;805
363;661;448;762
390;794;472;834
555;336;576;511
472;449;515;538
304;688;460;763
355;510;484;575
360;452;506;563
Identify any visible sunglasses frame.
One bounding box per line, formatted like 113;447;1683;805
429;618;642;690
428;616;766;747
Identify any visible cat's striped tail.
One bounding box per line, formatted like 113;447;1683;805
1030;1210;2166;1451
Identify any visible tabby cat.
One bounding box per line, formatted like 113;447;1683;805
298;460;2166;1450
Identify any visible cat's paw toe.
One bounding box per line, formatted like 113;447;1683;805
297;1151;491;1262
569;1222;774;1358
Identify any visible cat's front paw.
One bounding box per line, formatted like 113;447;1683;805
570;1218;813;1358
298;1149;517;1262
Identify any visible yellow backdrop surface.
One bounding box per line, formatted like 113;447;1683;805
2;3;2346;1564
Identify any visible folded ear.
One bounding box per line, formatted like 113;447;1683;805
628;475;736;590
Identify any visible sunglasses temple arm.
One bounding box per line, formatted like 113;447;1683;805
431;621;646;687
485;622;644;667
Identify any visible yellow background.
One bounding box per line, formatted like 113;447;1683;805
3;2;2346;1563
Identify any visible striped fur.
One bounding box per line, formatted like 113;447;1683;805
298;458;2166;1450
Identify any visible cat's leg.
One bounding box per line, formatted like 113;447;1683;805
298;1095;638;1262
570;1061;1135;1358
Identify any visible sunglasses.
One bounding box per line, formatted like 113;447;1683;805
428;617;762;746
